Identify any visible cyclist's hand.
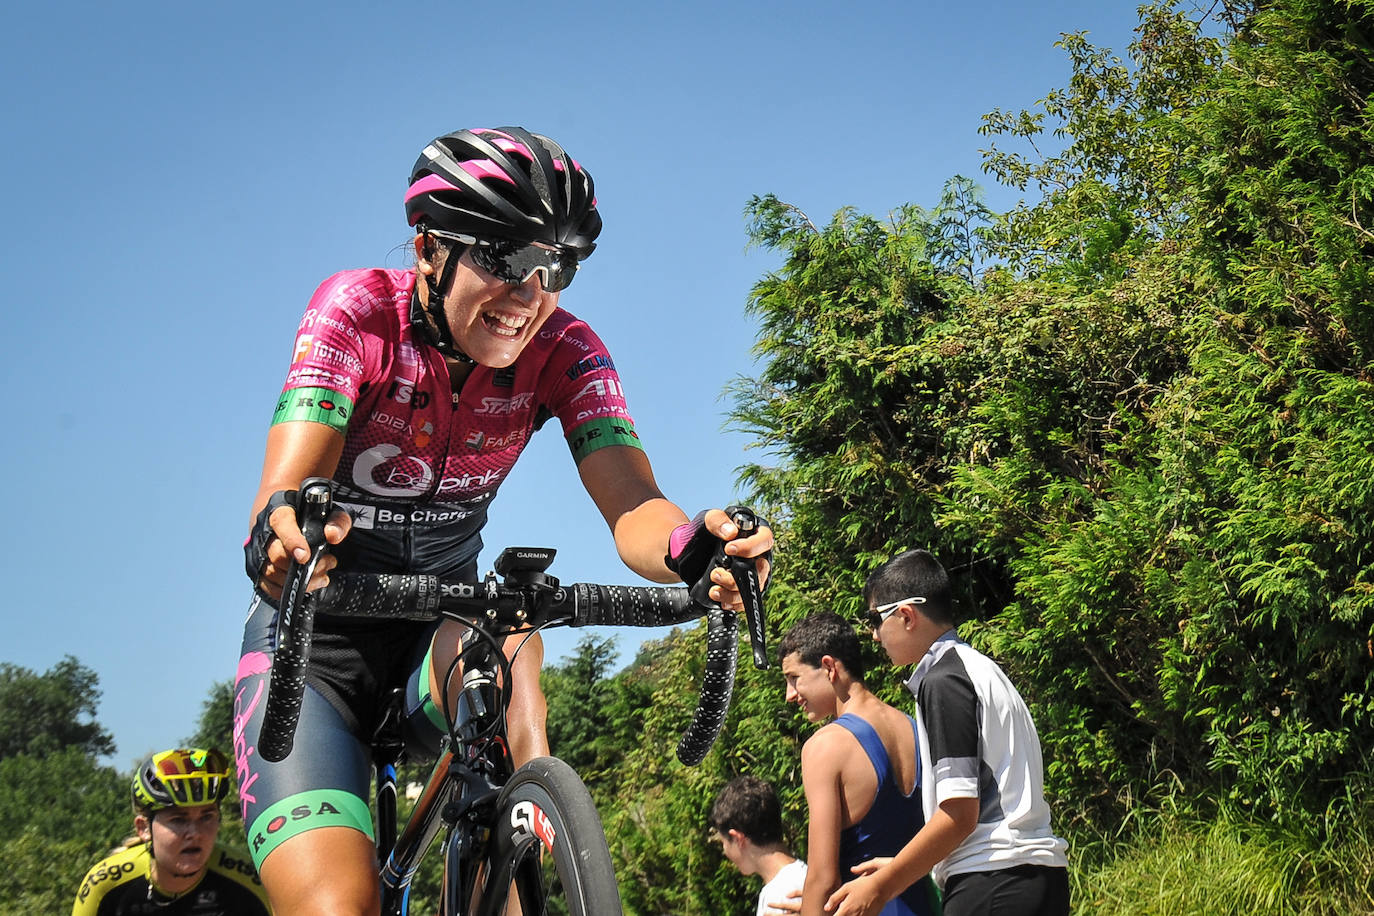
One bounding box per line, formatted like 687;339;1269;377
666;508;774;611
707;509;773;612
246;491;351;598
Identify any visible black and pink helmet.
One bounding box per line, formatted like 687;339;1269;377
404;127;601;259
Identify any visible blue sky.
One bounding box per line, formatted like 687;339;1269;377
1;0;1148;767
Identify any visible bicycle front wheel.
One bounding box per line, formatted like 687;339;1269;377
474;756;622;916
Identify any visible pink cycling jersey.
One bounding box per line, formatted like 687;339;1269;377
273;268;641;576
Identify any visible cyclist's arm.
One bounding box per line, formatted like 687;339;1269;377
577;445;684;583
578;446;775;606
249;420;350;593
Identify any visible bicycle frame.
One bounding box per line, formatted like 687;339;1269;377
259;479;770;916
378;626;515;915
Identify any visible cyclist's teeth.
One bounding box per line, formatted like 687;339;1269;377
486;312;527;334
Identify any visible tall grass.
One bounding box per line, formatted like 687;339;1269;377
1068;789;1374;915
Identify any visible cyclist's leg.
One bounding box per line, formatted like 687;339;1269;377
234;592;380;916
260;829;380;916
502;628;548;765
413;619;550;766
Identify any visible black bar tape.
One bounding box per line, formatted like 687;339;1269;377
676;607;739;766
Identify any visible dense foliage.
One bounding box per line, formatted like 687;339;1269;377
0;661;130;912
0;656;116;759
591;1;1374;911
6;3;1372;913
0;662;254;913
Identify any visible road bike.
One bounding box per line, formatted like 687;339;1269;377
256;478;768;915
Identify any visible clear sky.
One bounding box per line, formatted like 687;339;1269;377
1;0;1147;768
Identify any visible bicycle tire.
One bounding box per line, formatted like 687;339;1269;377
468;756;622;916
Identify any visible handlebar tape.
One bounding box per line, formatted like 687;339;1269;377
258;478;332;763
675;606;739;766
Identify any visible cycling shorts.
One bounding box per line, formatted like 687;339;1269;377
232;589;452;869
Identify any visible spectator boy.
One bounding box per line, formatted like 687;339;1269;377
709;775;809;916
778;612;939;916
827;549;1069;916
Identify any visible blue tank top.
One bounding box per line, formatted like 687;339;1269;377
834;713;940;916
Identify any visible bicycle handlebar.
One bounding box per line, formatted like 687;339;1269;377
258;478;763;766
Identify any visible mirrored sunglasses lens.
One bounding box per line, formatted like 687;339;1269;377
477;243;575;291
504;246;575;291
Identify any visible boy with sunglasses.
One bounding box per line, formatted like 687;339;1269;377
828;550;1069;916
775;612;940;916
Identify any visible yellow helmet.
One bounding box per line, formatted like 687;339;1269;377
131;748;230;814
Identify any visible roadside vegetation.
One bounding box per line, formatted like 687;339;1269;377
6;2;1372;913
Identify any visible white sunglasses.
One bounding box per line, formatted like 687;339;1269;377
864;595;926;632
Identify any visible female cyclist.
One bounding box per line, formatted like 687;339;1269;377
73;748;270;915
233;126;774;916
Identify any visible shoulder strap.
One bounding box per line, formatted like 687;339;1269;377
832;713;891;784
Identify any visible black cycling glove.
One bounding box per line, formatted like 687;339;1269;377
244;489;297;583
664;506;773;589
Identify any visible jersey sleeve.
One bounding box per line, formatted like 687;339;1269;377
272;271;374;433
72;846;144;916
917;653;982;805
541;318;644;464
71;862;103;916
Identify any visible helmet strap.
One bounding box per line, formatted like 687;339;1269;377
410;232;474;364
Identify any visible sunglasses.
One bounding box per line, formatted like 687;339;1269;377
431;231;580;292
864;595;926;633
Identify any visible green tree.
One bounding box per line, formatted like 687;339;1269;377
185;679;235;754
543;634;622;786
0;659;127;913
0;656;116;759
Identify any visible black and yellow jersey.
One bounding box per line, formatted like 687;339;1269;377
72;841;269;915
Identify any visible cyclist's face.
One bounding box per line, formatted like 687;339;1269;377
780;652;836;722
430;244;560;369
142;804;220;879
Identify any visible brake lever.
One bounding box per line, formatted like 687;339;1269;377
688;508;769;670
279;478;333;627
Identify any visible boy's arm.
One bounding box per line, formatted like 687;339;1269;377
827;797;977;916
829;663;983;916
798;728;847;916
